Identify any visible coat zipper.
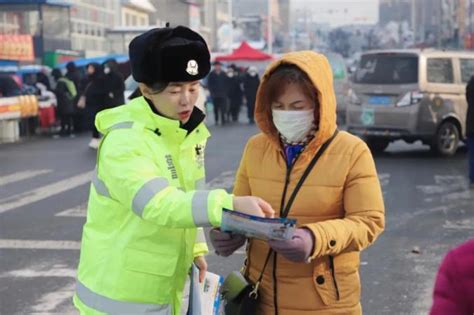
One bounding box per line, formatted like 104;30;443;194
329;256;341;301
273;150;301;315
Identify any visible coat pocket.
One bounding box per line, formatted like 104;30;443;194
313;254;361;307
123;247;179;277
312;263;339;306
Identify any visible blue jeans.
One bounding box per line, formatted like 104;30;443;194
468;136;474;184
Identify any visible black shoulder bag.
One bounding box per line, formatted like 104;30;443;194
222;130;339;315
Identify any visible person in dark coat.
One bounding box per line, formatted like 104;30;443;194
465;76;474;188
103;58;125;107
84;63;109;149
207;61;228;125
36;72;51;91
430;239;474;314
226;65;243;122
66;62;85;133
66;62;81;89
0;74;21;97
242;66;260;124
52;68;77;136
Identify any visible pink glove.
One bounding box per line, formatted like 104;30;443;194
268;228;315;263
209;228;246;257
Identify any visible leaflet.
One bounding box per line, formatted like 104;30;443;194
221;209;296;241
191;264;224;315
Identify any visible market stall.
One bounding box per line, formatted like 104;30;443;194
0;95;38;143
214;41;274;73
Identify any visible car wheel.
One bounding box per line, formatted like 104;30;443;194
431;121;459;157
366;138;390;154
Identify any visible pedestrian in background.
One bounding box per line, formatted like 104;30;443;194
243;66;260;124
430;238;474;314
103;58;125;107
82;63;109;149
66;62;85;133
227;65;243;123
207;61;228;125
73;25;274;315
65;61;81;90
466;76;474;188
52;68;77;137
211;51;385;314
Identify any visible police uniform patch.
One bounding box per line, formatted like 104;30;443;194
195;144;205;169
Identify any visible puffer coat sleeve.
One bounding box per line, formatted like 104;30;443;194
304;141;385;259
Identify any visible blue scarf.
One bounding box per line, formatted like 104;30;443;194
284;144;305;167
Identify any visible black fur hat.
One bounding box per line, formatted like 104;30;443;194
129;25;211;84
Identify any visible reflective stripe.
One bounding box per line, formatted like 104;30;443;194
195;178;206;190
191;191;211;227
132;177;169;217
196;228;207;243
108;121;134;131
76;281;172;314
92;169;111;198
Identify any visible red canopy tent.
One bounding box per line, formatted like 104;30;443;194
215;41;273;61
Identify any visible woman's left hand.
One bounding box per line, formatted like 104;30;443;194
194;256;208;283
268;228;315;263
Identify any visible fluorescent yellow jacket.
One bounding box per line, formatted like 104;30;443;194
74;96;233;314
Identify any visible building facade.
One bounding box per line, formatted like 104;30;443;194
66;0;119;57
107;0;157;54
0;0;72;64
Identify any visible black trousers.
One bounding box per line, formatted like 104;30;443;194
212;97;227;125
60;113;75;134
229;98;241;122
246;95;256;123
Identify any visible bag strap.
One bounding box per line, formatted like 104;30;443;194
281;129;339;218
250;129;339;298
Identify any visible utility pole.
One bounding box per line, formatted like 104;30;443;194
228;0;233;52
268;0;273;54
469;0;473;35
437;0;442;48
412;0;416;44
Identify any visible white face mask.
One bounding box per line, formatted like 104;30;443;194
272;109;315;143
228;72;234;78
104;66;111;74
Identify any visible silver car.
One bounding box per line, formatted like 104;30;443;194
346;49;470;156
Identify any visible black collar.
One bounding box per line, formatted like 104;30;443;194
145;97;205;135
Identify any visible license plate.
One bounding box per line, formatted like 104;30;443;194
368;96;391;105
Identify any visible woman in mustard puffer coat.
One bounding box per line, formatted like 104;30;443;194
210;51;385;314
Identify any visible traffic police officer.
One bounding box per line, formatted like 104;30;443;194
73;25;274;315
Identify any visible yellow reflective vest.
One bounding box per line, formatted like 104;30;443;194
74;97;233;314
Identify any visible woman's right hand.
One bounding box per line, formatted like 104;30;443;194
209;228;246;257
232;196;275;218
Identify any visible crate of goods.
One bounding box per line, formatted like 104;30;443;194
19;95;39;118
0;96;22;120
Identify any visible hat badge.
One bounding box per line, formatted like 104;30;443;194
186;60;199;76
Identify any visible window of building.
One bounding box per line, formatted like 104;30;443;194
125;13;130;26
427;58;454;84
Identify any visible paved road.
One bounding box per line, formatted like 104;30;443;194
1;121;473;314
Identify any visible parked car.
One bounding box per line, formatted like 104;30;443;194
346;49;470;156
